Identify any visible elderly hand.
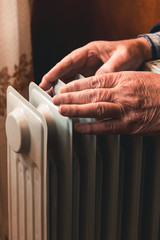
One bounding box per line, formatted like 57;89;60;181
39;38;152;91
53;71;160;135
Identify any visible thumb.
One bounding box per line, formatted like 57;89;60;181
96;52;124;75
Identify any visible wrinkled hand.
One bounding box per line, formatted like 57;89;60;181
53;71;160;135
39;38;152;91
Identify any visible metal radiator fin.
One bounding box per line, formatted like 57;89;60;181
29;82;73;240
29;82;97;240
6;86;47;240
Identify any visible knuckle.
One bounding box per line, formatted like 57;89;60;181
71;80;77;89
93;89;100;102
96;103;105;118
108;122;116;134
70;49;78;57
88;89;102;103
74;106;80;116
96;89;103;101
90;75;103;88
89;88;114;103
68;105;80;116
86;41;96;48
117;103;125;117
83;89;93;103
107;120;126;135
66;93;73;103
121;114;137;134
67;80;78;92
97;89;109;102
42;75;46;82
119;46;129;59
42;75;49;84
103;121;118;135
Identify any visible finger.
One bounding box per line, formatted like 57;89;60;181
60;73;118;93
53;88;115;105
59;102;122;119
74;119;127;135
46;87;53;97
39;60;72;91
39;47;88;91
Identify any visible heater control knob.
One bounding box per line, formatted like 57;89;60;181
6;108;30;153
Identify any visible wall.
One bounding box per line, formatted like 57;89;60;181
92;0;160;40
32;0;160;84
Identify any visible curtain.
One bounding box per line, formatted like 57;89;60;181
0;1;33;239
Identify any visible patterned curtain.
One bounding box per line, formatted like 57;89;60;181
0;1;33;239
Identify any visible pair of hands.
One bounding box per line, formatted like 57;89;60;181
40;38;160;135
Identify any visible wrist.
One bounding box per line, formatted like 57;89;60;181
136;37;152;62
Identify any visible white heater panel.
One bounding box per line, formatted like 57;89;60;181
6;86;47;240
29;81;73;240
29;81;97;240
